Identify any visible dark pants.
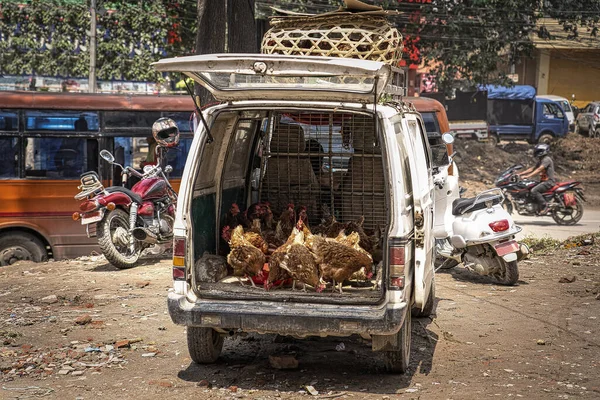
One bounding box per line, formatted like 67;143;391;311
531;180;555;208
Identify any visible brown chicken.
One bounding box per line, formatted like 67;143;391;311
265;225;298;291
311;235;373;294
244;219;269;254
275;203;296;244
221;203;247;242
334;231;373;282
227;225;265;287
279;221;324;292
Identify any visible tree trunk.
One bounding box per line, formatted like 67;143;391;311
195;0;226;104
227;0;258;53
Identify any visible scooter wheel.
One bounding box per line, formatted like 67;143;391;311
498;260;519;286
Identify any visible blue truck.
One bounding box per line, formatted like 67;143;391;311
485;85;569;145
423;85;569;145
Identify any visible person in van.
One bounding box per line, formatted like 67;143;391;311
518;143;555;215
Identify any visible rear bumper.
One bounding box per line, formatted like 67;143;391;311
167;292;407;337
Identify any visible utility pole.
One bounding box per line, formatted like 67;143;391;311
89;0;97;93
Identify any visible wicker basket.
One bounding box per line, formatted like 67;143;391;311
261;14;403;65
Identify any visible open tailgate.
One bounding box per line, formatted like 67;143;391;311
152;53;392;103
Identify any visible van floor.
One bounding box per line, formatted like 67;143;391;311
196;277;383;305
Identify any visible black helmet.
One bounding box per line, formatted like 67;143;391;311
152;117;180;148
533;143;550;158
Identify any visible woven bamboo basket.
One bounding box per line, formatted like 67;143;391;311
261;14;403;65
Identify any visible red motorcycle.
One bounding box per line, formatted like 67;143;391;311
73;118;180;268
495;164;585;225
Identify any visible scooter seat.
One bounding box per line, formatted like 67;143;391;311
106;186;143;204
452;194;502;216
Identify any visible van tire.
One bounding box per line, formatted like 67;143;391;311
412;275;435;318
487;134;499;147
593;127;600;138
383;307;411;373
0;232;47;266
187;327;224;364
537;134;553;144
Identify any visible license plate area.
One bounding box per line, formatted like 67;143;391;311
494;240;519;257
81;210;104;225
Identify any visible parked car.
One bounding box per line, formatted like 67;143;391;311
575;101;600;138
154;53;441;373
537;95;575;132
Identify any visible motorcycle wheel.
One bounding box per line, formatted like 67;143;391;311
97;208;143;269
551;196;584;225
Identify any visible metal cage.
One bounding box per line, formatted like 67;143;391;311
259;111;388;232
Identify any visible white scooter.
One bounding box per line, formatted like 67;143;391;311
432;134;528;286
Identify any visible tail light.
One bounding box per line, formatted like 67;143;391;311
79;200;98;213
489;219;510;232
594;114;599;122
172;237;187;281
388;238;411;290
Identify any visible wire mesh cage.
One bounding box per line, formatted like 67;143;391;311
259;111;388;233
261;14;403;66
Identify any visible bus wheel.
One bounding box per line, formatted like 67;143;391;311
0;232;48;266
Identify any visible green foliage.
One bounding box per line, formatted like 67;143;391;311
0;0;197;82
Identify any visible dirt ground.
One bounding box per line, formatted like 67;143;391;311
1;238;599;399
453;133;600;207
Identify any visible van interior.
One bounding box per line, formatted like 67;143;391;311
190;108;389;304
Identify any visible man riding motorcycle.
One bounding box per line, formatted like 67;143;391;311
517;143;555;215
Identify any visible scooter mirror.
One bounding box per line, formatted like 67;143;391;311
100;150;115;163
164;165;173;174
442;133;455;144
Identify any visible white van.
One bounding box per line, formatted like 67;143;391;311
154;54;444;373
537;95;575;131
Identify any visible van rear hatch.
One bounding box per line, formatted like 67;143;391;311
187;108;388;305
153;53;394;103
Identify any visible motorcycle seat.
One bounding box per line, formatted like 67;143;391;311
452;194;503;216
106;186;143;204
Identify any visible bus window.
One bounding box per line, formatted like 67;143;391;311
25;111;99;131
164;112;194;133
0;111;18;131
24;137;95;179
105;111;161;129
0;137;19;178
114;136;192;178
165;136;193;177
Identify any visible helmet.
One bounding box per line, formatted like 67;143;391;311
152;117;180;148
533;143;550;158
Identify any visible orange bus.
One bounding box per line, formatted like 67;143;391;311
0;91;194;265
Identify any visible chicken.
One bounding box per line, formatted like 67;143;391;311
260;202;275;231
310;235;373;294
334;230;373;282
244;219;269;254
265;225;298;291
324;215;350;238
311;214;335;235
279;220;324;292
221;203;246;242
227;225;265;287
343;216;374;254
275;203;296;244
296;205;310;229
244;202;263;227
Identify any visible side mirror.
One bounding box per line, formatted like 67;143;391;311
164;165;173;173
100;150;115;163
442;133;455;144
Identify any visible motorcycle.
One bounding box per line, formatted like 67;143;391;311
433;134;527;286
73;132;178;269
495;165;585;225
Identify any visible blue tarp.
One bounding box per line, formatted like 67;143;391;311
479;85;536;100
